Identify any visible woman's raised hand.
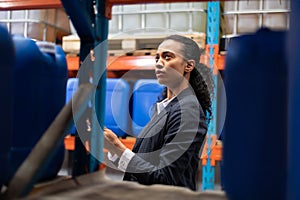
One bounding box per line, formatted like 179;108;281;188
103;127;127;157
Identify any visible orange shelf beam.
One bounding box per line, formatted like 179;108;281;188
66;55;156;71
64;135;136;151
0;0;62;10
67;55;225;72
107;0;209;4
107;56;155;71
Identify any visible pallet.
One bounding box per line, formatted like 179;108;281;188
107;49;157;56
62;33;206;54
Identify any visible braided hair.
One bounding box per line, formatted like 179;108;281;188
158;34;214;124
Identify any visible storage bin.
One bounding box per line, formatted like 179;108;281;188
63;2;207;54
0;8;71;43
109;2;207;35
222;0;290;37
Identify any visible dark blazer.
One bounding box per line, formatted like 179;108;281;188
123;87;207;191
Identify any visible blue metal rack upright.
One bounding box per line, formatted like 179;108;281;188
202;1;220;191
61;0;108;175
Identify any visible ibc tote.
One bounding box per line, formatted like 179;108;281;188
7;36;68;182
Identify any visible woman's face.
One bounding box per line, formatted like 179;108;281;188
155;39;187;88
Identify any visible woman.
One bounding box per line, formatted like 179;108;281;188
104;34;213;191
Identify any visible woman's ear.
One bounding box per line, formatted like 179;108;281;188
184;60;195;73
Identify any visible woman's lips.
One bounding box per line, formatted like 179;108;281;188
155;70;164;77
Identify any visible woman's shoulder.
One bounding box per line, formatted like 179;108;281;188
176;88;199;104
168;89;199;111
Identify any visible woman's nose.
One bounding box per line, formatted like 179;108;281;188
155;58;164;69
155;62;164;69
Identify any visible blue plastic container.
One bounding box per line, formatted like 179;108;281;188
105;78;130;137
0;25;15;187
65;78;130;137
65;78;79;135
8;36;68;182
222;29;287;200
131;79;165;137
66;78;79;105
288;2;300;200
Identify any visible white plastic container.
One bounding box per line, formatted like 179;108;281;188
109;2;207;36
0;8;71;42
63;3;207;54
222;0;290;37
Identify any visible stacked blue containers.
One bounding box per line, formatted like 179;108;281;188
131;79;165;137
105;78;130;137
8;36;68;182
0;25;15;187
222;29;287;200
65;78;131;137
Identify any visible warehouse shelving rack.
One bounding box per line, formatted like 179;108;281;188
1;1;299;200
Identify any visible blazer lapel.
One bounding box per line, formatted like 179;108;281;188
132;88;193;153
132;108;168;152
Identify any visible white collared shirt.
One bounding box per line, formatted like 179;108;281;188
156;97;175;115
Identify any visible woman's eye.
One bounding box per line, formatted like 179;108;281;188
164;55;171;60
155;54;172;62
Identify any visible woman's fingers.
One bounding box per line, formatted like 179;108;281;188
103;130;118;154
103;128;127;157
103;128;117;143
103;128;122;150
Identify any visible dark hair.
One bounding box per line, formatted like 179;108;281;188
158;34;214;124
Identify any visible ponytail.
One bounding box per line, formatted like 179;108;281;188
190;62;214;124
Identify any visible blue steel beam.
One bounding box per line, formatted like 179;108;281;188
61;0;95;177
61;0;108;175
90;0;109;172
61;0;95;43
202;1;220;191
